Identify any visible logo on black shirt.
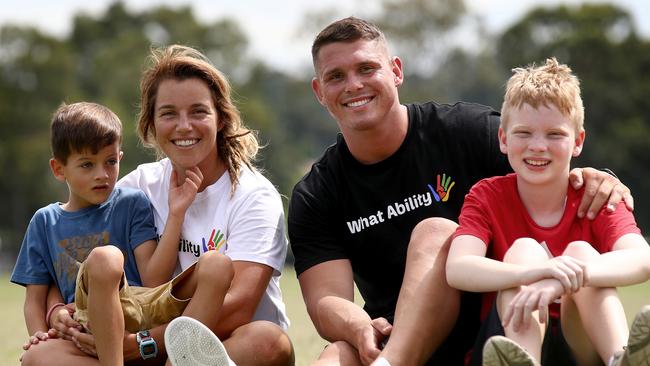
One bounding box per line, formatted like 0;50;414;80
345;173;457;234
428;173;455;202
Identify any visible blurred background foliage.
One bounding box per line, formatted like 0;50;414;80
1;0;648;267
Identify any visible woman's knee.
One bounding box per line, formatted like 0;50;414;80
21;339;83;366
195;251;234;288
231;321;293;365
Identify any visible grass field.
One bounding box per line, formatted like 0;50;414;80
1;270;648;366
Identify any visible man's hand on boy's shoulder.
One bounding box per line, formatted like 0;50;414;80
569;167;633;219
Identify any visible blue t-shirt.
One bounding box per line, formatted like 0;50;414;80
10;187;158;304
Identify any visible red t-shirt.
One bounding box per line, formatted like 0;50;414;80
453;173;641;320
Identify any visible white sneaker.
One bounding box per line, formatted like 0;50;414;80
165;316;236;366
482;335;540;366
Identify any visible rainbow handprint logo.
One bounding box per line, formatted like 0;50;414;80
202;228;227;253
428;173;455;202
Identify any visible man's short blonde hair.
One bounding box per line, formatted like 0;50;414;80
501;57;584;133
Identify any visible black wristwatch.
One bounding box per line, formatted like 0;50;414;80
136;330;158;360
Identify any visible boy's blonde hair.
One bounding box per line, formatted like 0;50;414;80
138;45;258;193
501;57;584;133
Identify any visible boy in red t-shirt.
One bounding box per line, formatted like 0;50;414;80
446;58;650;366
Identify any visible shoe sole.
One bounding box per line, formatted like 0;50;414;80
626;305;650;366
164;316;232;366
483;336;538;366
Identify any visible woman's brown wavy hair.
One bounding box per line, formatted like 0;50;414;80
138;44;258;192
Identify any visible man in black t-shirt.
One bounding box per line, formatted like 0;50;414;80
288;17;633;366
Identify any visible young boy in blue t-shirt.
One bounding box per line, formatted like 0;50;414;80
12;102;233;365
446;59;650;366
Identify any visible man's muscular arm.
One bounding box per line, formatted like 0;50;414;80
299;259;386;365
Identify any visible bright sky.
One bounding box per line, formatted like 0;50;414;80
1;0;648;74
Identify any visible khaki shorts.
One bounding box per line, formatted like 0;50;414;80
74;261;196;333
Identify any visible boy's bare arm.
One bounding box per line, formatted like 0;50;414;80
24;284;49;335
137;167;203;286
447;235;585;293
584;233;650;287
447;235;525;292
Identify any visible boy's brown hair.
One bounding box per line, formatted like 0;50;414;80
501;57;584;133
50;102;122;164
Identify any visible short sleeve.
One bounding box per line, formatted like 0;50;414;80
591;204;642;253
127;190;158;250
225;185;288;274
453;180;494;246
288;181;348;276
10;213;53;286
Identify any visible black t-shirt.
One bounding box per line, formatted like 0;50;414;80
288;101;512;360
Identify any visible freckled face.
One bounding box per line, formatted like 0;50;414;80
499;103;584;187
153;78;220;172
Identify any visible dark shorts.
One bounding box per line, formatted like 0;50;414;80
467;303;577;366
383;291;482;365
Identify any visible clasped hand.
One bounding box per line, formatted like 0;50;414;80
503;256;588;332
356;317;392;365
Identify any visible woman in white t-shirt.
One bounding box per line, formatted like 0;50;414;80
39;45;293;365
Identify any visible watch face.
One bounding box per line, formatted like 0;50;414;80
142;343;156;355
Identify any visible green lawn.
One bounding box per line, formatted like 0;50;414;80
1;270;648;366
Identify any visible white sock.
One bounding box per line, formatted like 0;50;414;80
371;357;392;366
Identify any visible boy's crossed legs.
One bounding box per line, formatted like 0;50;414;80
488;239;634;365
23;245;233;366
82;245;234;366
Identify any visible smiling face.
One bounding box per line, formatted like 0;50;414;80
153;78;223;175
499;103;585;188
311;39;403;134
50;142;122;211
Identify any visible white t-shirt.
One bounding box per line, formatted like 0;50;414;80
118;158;289;329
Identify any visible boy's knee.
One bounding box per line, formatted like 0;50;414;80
562;241;597;260
503;238;548;264
86;245;124;280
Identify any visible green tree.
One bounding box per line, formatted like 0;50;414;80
0;26;78;250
